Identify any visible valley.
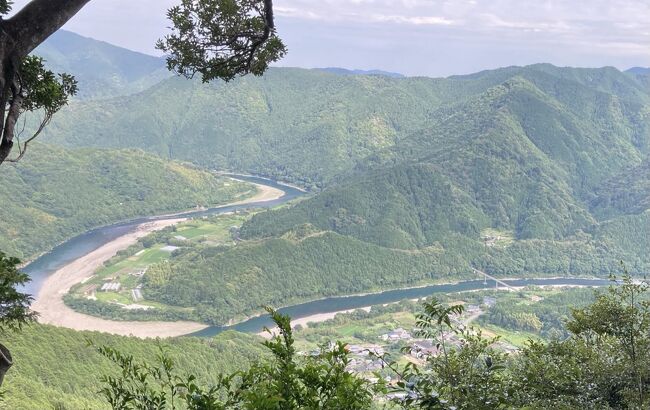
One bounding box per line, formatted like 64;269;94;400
29;176;289;337
0;19;649;409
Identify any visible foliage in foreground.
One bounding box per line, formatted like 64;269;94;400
0;253;35;387
0;325;267;409
94;308;373;409
94;270;650;409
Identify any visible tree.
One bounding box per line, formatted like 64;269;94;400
0;0;285;165
0;252;36;386
379;299;511;409
566;269;650;407
0;0;285;390
94;308;373;409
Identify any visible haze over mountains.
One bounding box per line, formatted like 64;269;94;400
34;30;170;99
18;31;650;325
3;26;650;410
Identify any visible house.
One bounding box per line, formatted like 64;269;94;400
346;344;385;357
174;235;187;241
483;296;497;307
410;340;440;359
161;245;179;252
381;328;412;342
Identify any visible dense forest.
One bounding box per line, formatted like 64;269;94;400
34;34;650;326
0;324;266;409
0;144;252;259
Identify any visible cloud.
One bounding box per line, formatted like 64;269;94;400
8;0;650;76
368;14;456;26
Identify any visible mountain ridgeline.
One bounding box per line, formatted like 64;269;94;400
34;30;170;99
28;30;650;326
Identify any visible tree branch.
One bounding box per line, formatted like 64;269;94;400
6;0;92;57
6;111;51;163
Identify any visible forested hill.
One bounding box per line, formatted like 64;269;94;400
35;53;650;322
21;35;650;312
2;324;266;409
0;144;253;259
160;65;650;320
35;30;170;99
40;63;649;191
242;69;650;255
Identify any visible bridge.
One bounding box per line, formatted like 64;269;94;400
472;268;517;291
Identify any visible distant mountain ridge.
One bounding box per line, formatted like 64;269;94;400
42;63;649;189
34;30;170;98
626;67;650;75
314;67;405;78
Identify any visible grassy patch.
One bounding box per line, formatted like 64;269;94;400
479;324;541;347
67;212;258;320
480;228;515;248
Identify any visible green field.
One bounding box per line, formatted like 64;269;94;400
67;212;255;315
292;286;599;354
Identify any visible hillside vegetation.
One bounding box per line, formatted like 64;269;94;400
0;144;253;259
48;62;650;325
0;324;265;410
46;63;647;189
34;30;169;99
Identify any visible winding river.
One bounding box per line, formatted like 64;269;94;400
22;175;305;296
23;175;611;338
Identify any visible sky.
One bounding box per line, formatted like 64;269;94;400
11;0;650;77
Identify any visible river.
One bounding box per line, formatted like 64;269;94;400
22;175;305;295
23;175;611;338
190;277;611;337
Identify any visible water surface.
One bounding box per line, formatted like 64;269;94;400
23;175;304;295
191;277;611;337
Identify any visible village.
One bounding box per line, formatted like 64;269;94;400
295;295;518;394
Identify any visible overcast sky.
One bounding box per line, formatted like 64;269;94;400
12;0;650;77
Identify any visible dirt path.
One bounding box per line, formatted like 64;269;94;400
32;181;285;339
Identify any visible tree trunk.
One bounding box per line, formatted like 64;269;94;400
0;2;94;388
0;0;92;164
0;343;12;387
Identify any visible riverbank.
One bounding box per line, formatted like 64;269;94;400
32;181;285;338
256;280;611;338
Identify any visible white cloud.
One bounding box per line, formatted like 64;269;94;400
8;0;650;76
369;14;456;26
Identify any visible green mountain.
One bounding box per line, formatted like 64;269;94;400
35;30;169;99
42;69;452;189
39;64;578;189
0;144;252;259
2;324;265;410
243;67;649;246
32;60;650;323
314;67;405;78
173;69;650;318
40;64;649;192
